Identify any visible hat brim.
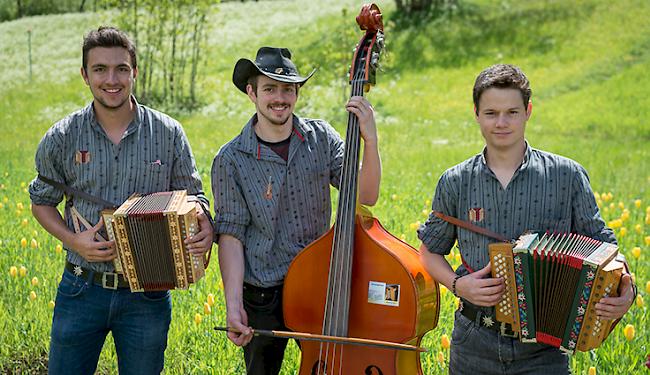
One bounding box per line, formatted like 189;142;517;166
232;58;316;93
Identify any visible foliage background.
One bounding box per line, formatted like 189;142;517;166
0;0;648;373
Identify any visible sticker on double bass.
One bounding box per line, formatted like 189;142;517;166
367;281;400;307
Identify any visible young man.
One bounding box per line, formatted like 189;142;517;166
212;47;381;375
28;26;212;374
417;64;636;374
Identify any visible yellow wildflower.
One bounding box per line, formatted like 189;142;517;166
606;192;613;202
620;210;630;221
31;277;39;287
635;224;642;234
645;236;650;246
55;244;63;254
623;324;635;341
440;286;448;297
636;295;644;308
646;281;650;294
603;207;609;214
440;334;450;350
608;219;622;229
19;266;27;277
454;254;461;263
207;293;215;307
203;302;211;315
48;300;55;309
608;203;615;210
194;313;202;325
20;238;27;248
600;192;607;201
29;291;37;301
425;199;431;207
619;228;627;237
588;366;596;375
21;218;28;227
391;194;398;201
618;201;625;209
399;233;406;241
9;266;17;277
2;197;7;203
16;202;24;210
421;209;429;217
593;192;599;200
631;247;641;259
646;215;650;225
0;202;3;209
409;221;421;230
634;199;642;208
30;238;38;249
437;351;445;364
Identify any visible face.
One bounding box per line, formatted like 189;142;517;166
247;75;298;127
475;88;531;152
81;47;137;112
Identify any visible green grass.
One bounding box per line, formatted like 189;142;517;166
0;0;648;373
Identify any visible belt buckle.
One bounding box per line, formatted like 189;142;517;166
102;272;118;290
500;322;519;338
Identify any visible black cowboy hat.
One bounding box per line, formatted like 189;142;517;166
232;47;316;93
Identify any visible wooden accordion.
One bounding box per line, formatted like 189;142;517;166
489;232;623;353
102;190;206;292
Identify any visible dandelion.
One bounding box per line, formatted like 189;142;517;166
48;300;55;309
409;221;421;230
635;199;642;208
16;202;24;210
635;224;642;234
2;197;7;203
603;207;609;214
194;313;202;325
19;266;27;277
593;192;599;200
608;203;615;210
623;324;635;341
636;295;644;308
9;266;17;277
619;227;627;237
0;202;3;209
454;254;461;263
440;286;447;297
29;291;37;301
31;277;39;287
600;192;607;201
608;219;622;229
645;236;650;246
20;238;27;248
437;351;445;365
618;201;625;209
425;199;431;207
606;192;613;202
440;334;450;350
631;247;641;259
207;293;215;307
21;218;28;227
203;302;212;315
391;194;398;201
588;366;596;375
645;281;650;294
55;244;63;254
421;209;429;217
30;238;38;249
620;210;630;221
399;234;406;241
646;215;650;225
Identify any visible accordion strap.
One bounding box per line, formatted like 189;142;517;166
38;174;118;209
432;210;510;243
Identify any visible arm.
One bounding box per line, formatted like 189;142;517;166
31;204;114;262
419;244;504;307
218;234;252;346
346;96;381;206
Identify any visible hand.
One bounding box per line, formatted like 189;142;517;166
346;96;378;145
226;303;253;347
65;218;116;263
595;273;635;320
455;263;504;307
185;203;213;256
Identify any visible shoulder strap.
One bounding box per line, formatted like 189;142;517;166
38;174;118;209
432;210;511;243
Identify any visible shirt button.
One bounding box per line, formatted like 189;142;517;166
112;186;118;190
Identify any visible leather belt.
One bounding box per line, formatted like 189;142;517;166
65;261;130;290
460;301;518;338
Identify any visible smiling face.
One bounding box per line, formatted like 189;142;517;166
81;47;137;112
475;87;531;152
247;75;298;128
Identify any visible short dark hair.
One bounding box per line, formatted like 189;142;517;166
473;64;531;113
246;74;299;95
82;26;137;70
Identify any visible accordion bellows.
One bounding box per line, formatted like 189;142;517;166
103;190;206;292
489;232;623;353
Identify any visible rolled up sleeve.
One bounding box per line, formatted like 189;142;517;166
211;152;250;243
28;129;65;207
418;171;458;255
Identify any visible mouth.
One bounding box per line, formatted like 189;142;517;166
103;88;122;94
269;104;289;112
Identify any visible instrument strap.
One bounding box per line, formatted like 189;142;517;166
431;210;511;243
38;174;118;209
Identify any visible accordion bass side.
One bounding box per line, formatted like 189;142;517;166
102;190;206;292
489;232;623;353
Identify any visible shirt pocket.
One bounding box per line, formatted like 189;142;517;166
134;161;171;194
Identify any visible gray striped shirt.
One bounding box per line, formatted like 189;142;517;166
211;114;344;287
29;98;207;272
418;143;615;276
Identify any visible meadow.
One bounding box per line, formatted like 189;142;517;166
0;0;648;373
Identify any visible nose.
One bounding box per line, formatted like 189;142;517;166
106;69;118;84
495;113;508;127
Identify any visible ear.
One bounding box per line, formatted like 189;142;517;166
246;84;257;103
526;101;533;119
473;105;479;120
132;66;138;80
80;67;89;85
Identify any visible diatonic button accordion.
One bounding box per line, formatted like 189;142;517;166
489;232;623;353
102;190;206;292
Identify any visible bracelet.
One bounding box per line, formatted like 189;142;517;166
451;275;461;297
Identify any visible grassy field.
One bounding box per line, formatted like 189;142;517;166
0;0;648;373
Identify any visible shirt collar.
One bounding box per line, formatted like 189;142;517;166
236;113;312;157
479;141;532;170
85;95;143;137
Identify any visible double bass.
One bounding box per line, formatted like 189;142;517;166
283;4;440;374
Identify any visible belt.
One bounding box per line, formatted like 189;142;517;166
243;282;283;296
65;261;130;290
460;301;518;338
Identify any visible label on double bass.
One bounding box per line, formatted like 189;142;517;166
367;281;400;306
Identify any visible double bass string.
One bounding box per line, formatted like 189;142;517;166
318;67;366;374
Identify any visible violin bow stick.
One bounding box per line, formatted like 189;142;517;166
214;326;428;353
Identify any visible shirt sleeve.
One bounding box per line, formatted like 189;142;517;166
327;123;345;189
211;151;250;243
170;124;209;207
28;127;66;207
570;164;617;244
417;170;459;255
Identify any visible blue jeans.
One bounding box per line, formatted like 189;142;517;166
449;310;570;375
48;269;172;375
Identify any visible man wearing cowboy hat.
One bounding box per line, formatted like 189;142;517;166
212;47;381;374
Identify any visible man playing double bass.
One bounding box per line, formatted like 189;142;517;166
211;47;381;374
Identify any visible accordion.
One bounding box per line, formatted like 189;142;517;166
489;232;623;353
102;190;206;292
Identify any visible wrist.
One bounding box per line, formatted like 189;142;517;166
451;275;461;298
